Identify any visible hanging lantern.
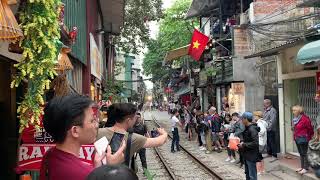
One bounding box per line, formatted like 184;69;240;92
0;0;23;42
55;45;73;72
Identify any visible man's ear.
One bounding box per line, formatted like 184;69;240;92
70;126;80;138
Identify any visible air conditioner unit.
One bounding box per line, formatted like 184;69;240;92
240;13;249;26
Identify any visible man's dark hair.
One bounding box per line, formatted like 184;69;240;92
100;105;108;112
86;165;138;180
171;108;178;114
105;103;137;127
43;94;93;143
232;112;239;117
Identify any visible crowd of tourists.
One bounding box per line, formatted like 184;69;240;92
36;94;320;180
168;98;320;180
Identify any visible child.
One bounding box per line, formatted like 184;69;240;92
223;114;236;163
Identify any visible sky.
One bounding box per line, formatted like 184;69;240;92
142;0;174;89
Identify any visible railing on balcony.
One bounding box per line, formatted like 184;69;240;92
209;59;233;84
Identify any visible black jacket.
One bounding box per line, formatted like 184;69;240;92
211;115;222;133
242;123;260;162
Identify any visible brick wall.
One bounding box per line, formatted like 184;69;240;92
253;0;297;16
233;27;250;57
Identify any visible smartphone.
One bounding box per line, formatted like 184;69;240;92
150;129;159;138
109;132;125;154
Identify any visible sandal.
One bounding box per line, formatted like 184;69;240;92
298;169;307;175
295;168;303;172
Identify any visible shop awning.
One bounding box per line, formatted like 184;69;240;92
164;45;190;62
186;0;219;19
296;40;320;64
99;0;125;35
175;86;190;96
297;0;320;7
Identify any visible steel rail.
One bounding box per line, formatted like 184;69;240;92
153;147;177;180
151;115;224;180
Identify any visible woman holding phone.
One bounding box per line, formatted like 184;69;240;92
97;103;168;169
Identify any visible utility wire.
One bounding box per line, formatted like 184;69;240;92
252;13;320;26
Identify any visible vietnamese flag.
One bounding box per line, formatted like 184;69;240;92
188;29;209;61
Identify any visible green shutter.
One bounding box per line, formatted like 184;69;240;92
62;0;87;64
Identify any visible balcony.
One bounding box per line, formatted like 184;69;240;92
209;59;233;84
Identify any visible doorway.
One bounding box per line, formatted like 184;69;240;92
284;77;318;154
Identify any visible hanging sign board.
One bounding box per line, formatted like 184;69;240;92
317;72;320;92
315;72;320;101
17;115;94;172
90;33;103;80
17;144;94;171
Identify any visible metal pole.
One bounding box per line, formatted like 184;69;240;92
187;58;192;107
218;0;223;39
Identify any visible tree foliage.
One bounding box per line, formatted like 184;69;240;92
142;0;197;83
115;0;163;54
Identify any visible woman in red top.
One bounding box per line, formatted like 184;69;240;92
292;105;314;175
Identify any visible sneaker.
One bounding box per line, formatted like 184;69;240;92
230;159;236;163
298;169;308;175
205;150;212;154
200;147;206;151
171;150;175;153
269;157;278;163
225;157;231;162
235;159;241;164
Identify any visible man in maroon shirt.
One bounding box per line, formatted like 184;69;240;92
40;95;125;180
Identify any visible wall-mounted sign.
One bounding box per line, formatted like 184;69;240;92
232;82;244;94
90;33;103;80
317;72;320;92
229;82;245;114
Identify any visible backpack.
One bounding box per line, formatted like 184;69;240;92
125;130;138;173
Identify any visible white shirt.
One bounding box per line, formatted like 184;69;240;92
171;115;180;130
169;103;175;110
257;118;268;146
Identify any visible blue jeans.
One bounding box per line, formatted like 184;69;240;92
171;128;180;151
314;167;320;178
245;160;257;180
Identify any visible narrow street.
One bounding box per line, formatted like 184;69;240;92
1;0;320;180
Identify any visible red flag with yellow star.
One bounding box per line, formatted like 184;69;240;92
188;29;209;61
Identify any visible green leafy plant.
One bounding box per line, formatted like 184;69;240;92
142;0;198;84
103;80;125;102
205;66;217;77
115;0;163;54
11;0;62;132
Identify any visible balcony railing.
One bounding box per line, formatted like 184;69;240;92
209;59;233;84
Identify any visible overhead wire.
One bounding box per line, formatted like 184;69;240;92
252;13;320;27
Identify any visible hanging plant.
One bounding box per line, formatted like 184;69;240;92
11;0;62;132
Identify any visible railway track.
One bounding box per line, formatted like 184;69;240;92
139;116;224;180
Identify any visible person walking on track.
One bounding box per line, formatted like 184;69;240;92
171;109;182;153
